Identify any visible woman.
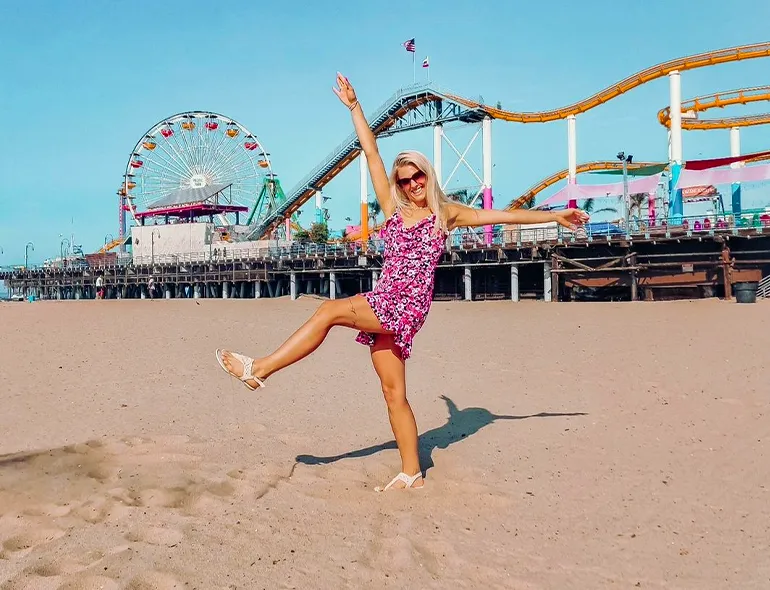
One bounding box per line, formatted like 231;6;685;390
216;73;588;492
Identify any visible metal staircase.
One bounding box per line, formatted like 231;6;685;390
243;83;486;240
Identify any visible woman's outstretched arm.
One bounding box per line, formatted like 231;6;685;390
333;73;395;219
446;203;589;231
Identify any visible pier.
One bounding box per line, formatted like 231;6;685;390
4;223;769;303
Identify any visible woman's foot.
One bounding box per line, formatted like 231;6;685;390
375;471;424;492
217;350;268;390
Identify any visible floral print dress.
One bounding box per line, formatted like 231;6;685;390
355;210;446;359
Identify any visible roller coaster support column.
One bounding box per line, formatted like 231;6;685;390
482;117;493;245
668;71;684;224
315;190;324;225
433;124;443;188
567;115;578;209
730;127;742;218
360;151;369;245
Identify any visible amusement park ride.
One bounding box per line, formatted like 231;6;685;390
105;42;770;255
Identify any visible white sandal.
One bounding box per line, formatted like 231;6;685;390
375;471;424;493
215;349;266;391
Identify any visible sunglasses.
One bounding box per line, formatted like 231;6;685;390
396;170;426;189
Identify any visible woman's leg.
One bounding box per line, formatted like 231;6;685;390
370;334;423;489
219;295;390;388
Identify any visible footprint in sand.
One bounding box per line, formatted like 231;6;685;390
125;571;185;589
25;549;106;576
126;526;184;547
56;576;120;590
1;527;65;558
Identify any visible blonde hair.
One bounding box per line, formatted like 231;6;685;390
389;151;456;235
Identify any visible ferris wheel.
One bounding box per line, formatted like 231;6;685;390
120;111;273;229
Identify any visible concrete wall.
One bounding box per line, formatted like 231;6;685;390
131;222;291;261
131;223;212;258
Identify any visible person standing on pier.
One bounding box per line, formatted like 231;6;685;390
216;73;589;492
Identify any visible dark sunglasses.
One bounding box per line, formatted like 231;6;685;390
396;170;426;188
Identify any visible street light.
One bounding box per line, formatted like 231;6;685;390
25;241;34;269
617;151;633;234
60;238;70;266
104;233;114;247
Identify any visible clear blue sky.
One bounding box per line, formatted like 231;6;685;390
1;0;769;264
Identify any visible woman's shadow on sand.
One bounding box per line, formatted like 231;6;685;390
296;395;587;473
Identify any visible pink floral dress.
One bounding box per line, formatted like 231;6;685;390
355;210;446;359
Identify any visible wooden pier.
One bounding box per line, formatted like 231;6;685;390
3;228;769;302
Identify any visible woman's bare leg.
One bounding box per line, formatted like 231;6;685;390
219;295;390;388
370;334;423;489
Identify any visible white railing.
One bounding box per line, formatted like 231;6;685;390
758;275;770;299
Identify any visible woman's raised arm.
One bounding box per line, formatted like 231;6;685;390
446;203;590;231
333;73;395;219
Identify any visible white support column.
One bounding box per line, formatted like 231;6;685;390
371;270;379;290
315;190;323;225
668;70;684;222
730;126;742;218
254;280;262;298
510;264;520;302
289;272;297;301
193;284;201;299
433;124;443;188
165;285;171;299
543;262;552;302
567;115;577;184
463;267;472;301
359;151;369;244
730;126;741;160
668;71;683;165
222;281;229;299
329;271;337;300
482;117;493;245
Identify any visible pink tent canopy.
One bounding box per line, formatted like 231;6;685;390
538;173;663;208
675;163;770;189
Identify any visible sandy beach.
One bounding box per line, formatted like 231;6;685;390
0;298;768;589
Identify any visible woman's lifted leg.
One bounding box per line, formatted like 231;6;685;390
218;295;390;389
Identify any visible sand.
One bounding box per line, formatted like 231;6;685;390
0;297;768;589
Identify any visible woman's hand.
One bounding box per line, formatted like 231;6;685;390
332;72;358;108
552;208;590;230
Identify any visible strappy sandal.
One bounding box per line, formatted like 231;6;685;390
215;349;266;391
375;471;424;493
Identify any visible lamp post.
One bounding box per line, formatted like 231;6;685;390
25;241;34;269
60;238;70;267
617;151;633;234
104;234;114;247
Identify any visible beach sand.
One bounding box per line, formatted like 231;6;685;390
0;297;767;589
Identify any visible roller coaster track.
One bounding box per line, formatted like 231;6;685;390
506;152;770;209
658;85;770;130
247;42;770;239
506;161;664;210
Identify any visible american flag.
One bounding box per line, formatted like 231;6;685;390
403;38;415;52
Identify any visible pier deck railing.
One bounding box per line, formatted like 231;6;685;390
3;214;768;274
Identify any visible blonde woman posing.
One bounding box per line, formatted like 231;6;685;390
216;73;589;492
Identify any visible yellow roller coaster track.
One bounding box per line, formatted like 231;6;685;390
658;85;770;130
506;152;770;210
506;161;661;210
258;43;770;236
443;42;770;123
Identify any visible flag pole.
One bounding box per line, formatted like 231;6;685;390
412;51;416;84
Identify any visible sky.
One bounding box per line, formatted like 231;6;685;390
1;0;769;265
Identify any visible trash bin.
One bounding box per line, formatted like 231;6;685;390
733;281;758;304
